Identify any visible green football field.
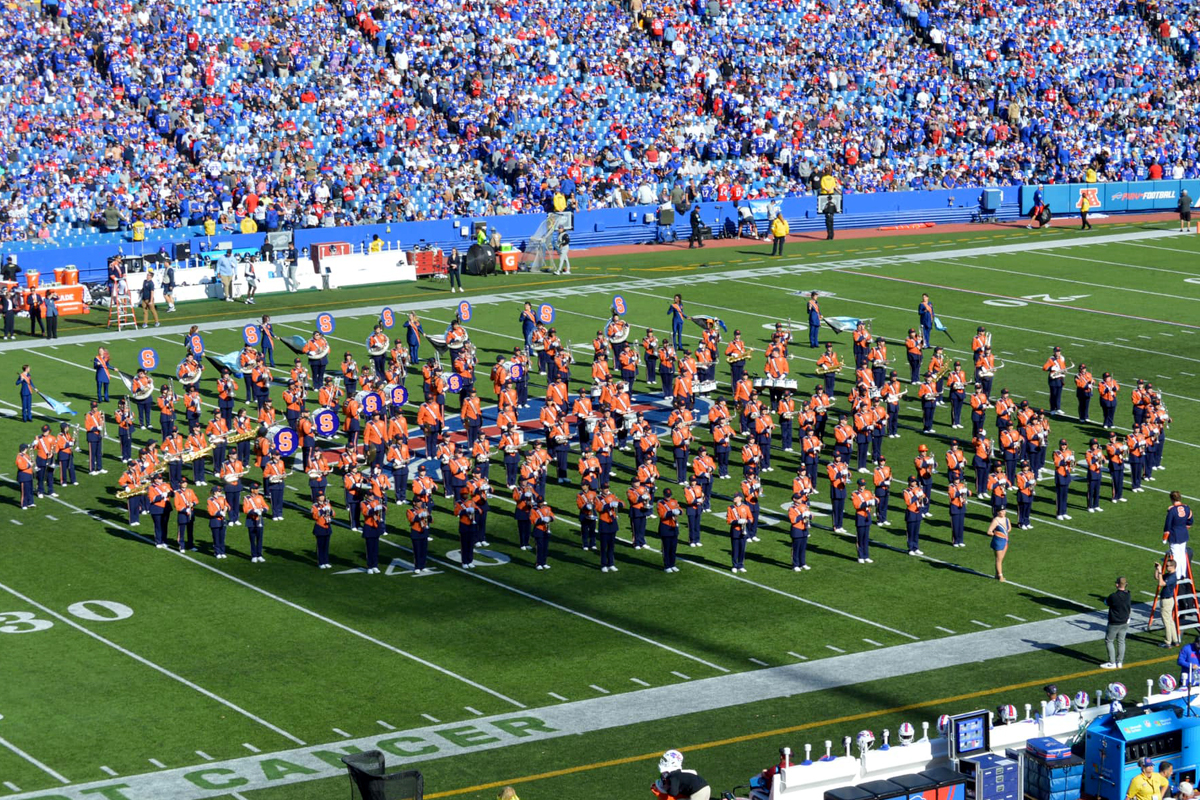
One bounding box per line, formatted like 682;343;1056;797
0;221;1196;800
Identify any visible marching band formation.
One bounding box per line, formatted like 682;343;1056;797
11;292;1176;579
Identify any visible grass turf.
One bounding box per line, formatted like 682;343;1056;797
0;220;1194;798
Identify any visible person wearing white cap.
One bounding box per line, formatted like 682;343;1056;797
656;750;710;800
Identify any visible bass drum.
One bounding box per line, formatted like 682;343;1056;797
463;243;496;276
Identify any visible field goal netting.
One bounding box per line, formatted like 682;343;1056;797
522;211;573;272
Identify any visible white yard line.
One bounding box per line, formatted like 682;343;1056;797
0;736;70;785
682;558;919;640
1123;240;1200;261
13;486;527;710
377;535;730;674
1040;248;1200;278
966;498;1160;555
488;494;919;642
0;581;305;746
636;278;1200;435
938;257;1200;303
743;270;1200;372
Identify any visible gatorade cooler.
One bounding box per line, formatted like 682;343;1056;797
25;270;39;289
499;251;519;273
53;268;66;284
62;268;78;286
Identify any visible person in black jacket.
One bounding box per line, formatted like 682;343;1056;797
823;198;838;240
447;248;463;293
1101;575;1130;670
688;205;705;249
656;750;711;800
1;289;15;340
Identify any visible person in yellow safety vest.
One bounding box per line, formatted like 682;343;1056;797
1080;193;1092;231
240;216;258;234
770;212;789;257
131;217;146;242
819;172;839;195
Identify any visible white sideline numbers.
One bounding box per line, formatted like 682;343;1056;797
983;293;1090;308
0;600;134;633
66;600;134;622
0;611;54;634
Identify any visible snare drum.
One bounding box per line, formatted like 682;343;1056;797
585;416;599;434
779;379;798;390
590;385;602;399
696;379;718;395
622;412;638;430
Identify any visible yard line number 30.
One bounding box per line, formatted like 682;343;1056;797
0;600;133;634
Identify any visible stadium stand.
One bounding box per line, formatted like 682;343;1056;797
2;0;1200;250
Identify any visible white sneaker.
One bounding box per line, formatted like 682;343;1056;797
794;566;802;572
803;564;811;570
865;558;874;563
858;558;866;564
1063;514;1072;520
610;566;618;572
1116;662;1123;669
601;566;609;573
1100;662;1116;669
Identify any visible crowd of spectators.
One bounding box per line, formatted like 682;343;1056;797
3;0;1200;245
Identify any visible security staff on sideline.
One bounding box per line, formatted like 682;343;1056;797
688;205;705;249
822;196;838;240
